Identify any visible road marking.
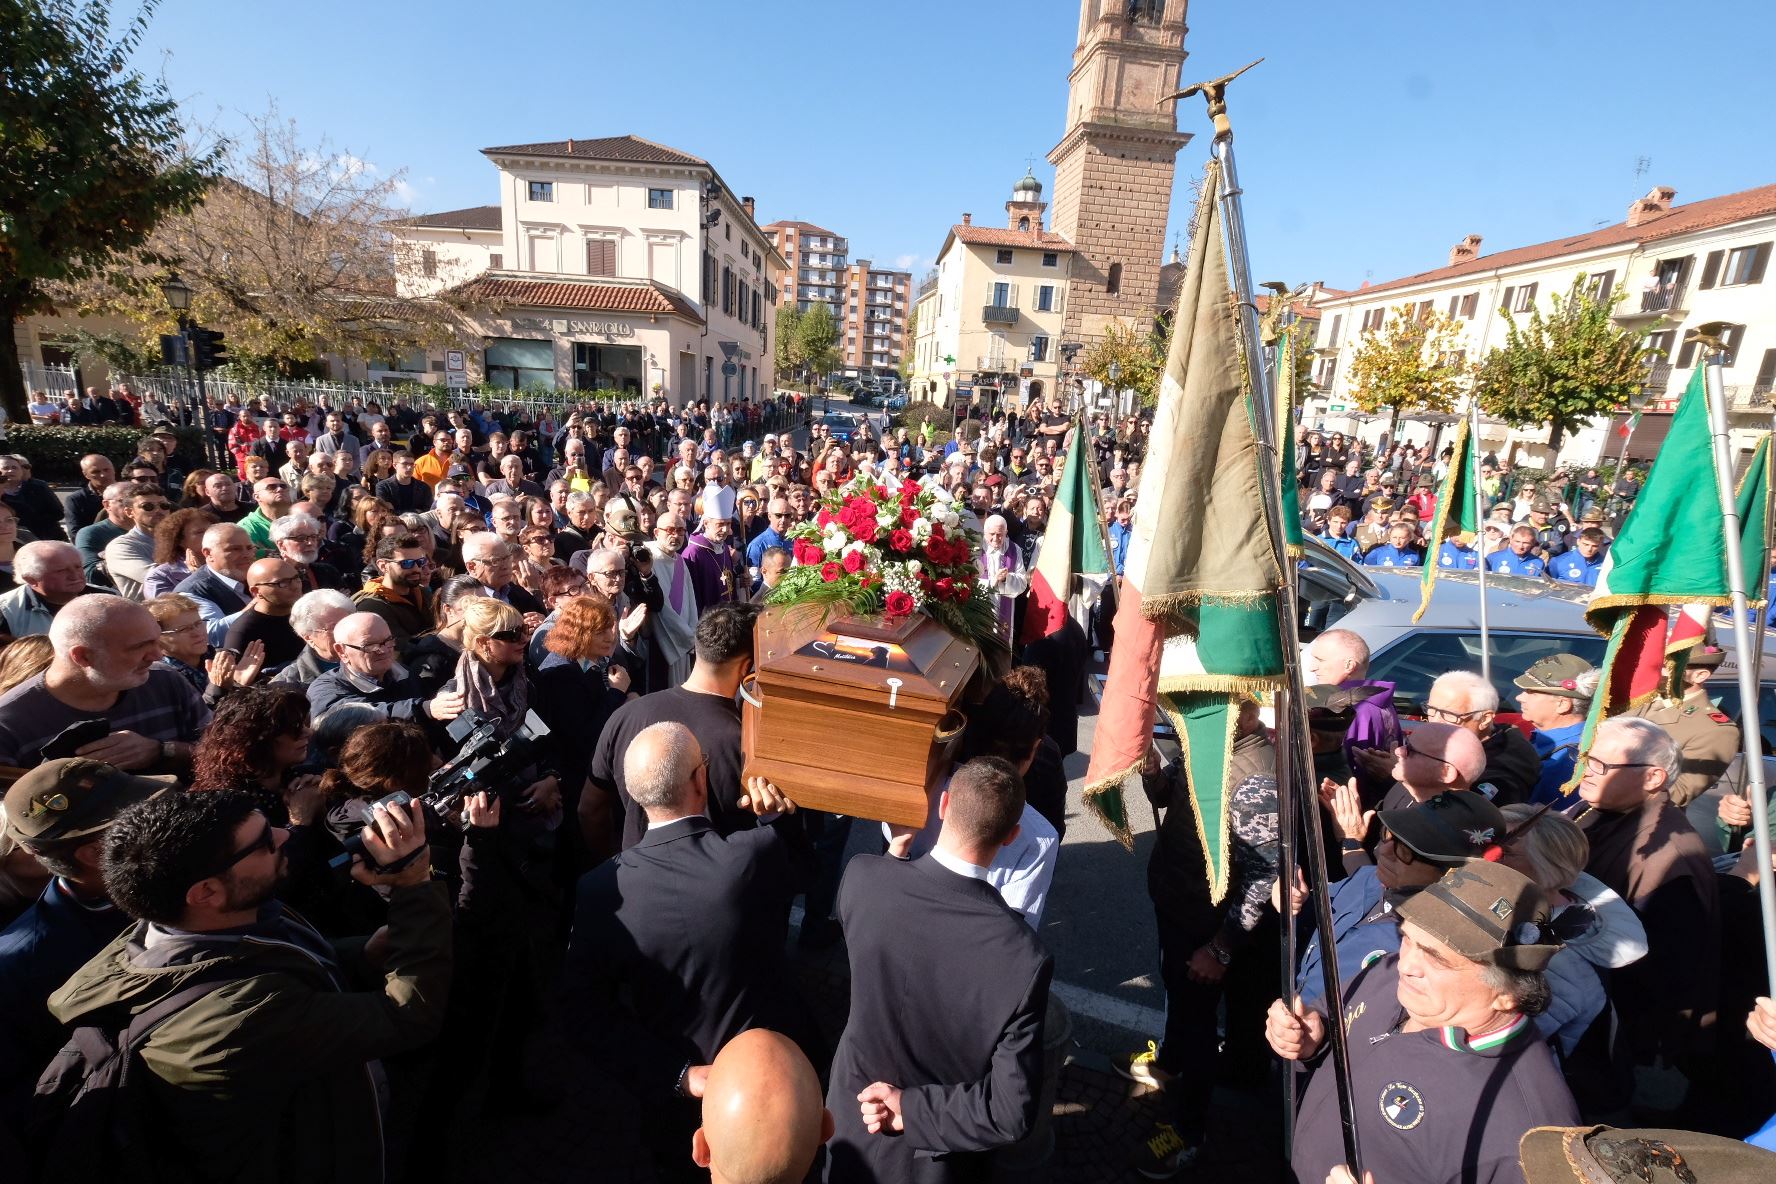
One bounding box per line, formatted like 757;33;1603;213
1050;981;1165;1037
792;906;1164;1037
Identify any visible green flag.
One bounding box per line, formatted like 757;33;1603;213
1277;333;1303;558
1413;415;1479;622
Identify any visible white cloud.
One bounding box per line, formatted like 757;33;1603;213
894;253;925;271
394;179;419;203
332;152;376;178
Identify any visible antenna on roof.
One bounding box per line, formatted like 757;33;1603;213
1634;155;1651;181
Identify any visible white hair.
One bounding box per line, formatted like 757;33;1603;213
459;531;507;564
14;540;80;582
1314;628;1372;676
102;481;137;502
433;491;464;510
1431;670;1499;713
566;492;599;511
983;514;1008;533
48;593;139;651
289;588;355;639
270;512;323;543
1598;716;1683;784
201;522;246;551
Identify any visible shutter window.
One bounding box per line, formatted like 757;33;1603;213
1724;324;1747;366
1447;295;1459;318
1593;270;1615;303
1754;349;1776;392
586;239;615;277
1500;286;1515;314
1699;249;1724;290
1519;282;1538;310
1749;243;1773;285
1677;337;1698;368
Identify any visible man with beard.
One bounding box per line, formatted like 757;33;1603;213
270;513;346;592
647;512;700;688
46;790;450;1181
351;533;435;659
223;558;307;673
200;471;251;523
684;510;748;613
101;484;172;600
0;596;208;772
239;476;295;559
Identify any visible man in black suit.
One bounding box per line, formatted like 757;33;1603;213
173;523;255;646
566;719;808;1181
824;757;1054;1184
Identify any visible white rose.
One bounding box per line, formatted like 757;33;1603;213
823;532;845;555
876;510;898;530
843;539;868;557
910;518;933;542
906;560;922;575
940;510;961;531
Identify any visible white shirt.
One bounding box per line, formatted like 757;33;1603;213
891;799;1060;930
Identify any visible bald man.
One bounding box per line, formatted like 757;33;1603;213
567;721;811;1178
693;1029;833;1184
1306;628;1403;804
1322;721;1490;876
222;558;306;671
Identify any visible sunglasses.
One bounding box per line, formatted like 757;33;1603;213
215;819;277;875
252;575;303;590
393;556;430;570
487;628;526;643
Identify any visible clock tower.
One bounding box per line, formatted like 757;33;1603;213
1048;0;1191;349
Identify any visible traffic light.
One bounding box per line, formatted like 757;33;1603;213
190;328;228;370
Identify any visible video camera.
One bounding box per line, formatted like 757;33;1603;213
327;708;552;873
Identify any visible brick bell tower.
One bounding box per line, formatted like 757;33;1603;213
1048;0;1191;350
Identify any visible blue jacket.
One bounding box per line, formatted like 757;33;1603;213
1362;545;1420;568
1548;550;1604;586
745;526;791;569
1529;721;1587;806
1109;522;1133;575
1437;541;1479;569
1294;866;1403;1012
1315;532;1361;562
1487;550;1546;577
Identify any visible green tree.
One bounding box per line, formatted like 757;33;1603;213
1081;319;1166;407
0;0;221;419
1473;275;1659;452
898;306;917;383
774;305;804;377
1346;301;1468;437
795;303;839;393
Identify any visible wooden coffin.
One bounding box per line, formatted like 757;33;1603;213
740;605;981;826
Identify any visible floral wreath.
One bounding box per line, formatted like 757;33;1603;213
766;476;1000;647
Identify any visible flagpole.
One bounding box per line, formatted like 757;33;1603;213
1693;323;1776;993
1174;59;1364;1177
1471;399;1492;685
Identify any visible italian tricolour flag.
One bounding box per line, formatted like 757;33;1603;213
1022;418;1110;641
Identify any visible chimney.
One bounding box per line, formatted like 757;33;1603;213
741;196;755;221
566;138;574;154
1626;185;1677;227
961;212;972;225
1448;234;1483;267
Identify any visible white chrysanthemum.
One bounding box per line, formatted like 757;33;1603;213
910;517;933;542
905;560;922;575
822;532;845;555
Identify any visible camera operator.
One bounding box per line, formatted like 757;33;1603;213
436;598;561;822
44;790;451;1181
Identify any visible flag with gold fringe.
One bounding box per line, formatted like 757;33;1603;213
1665;432;1771;690
1082;161;1285;902
1413;414;1478;622
1574;372;1767;757
1277;332;1304;559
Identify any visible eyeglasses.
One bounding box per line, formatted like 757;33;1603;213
1401;741;1453;769
160;620;205;637
261;482;288;491
215;820;277;875
1580;751;1652;776
252;575;303;590
1381;829;1416;866
1424;705;1488;725
340;638;396;654
282;534;321;545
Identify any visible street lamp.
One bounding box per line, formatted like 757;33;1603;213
160;273;192;314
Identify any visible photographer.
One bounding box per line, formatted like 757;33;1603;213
438;598;561;822
44;790;452;1181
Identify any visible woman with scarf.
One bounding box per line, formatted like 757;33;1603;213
438;597;562;825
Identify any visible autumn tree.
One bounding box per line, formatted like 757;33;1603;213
1081;319;1166;407
0;0;220;419
1345;302;1469;437
1473;275;1658;452
58;108;471;376
795;303;839;393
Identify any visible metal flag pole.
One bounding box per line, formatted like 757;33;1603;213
1693;323;1776;993
1171;58;1364;1178
1471;398;1492;685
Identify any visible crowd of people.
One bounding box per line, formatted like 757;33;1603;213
0;380;1772;1184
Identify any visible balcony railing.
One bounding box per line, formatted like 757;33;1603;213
1638;280;1688;314
982;304;1018;325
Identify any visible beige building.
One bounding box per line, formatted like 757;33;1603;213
1310;182;1776;464
909;173;1077;410
1048;0;1190;349
390;135;786;406
762;220;846;315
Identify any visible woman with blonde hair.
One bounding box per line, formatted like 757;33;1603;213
1500;803;1649;1057
439;597;561;820
0;635;53;696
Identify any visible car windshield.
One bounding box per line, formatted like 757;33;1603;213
1365;631;1609;715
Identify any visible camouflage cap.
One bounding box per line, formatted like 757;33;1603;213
1396;859;1561;971
2;758;174;846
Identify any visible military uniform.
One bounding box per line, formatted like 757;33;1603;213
1630;650;1741;808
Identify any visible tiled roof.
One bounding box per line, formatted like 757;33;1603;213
452;275;704;323
393;204;502;231
1339;183;1776;300
949;225;1077;251
762;220;841;238
480;135;705;166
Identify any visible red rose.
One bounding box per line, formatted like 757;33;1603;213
888;528;914;553
816;509;833;529
820;561;842;583
841;550;865;574
929;523;946;544
794;540;824;565
875;485;889;499
899;503;920;526
956;581;973;602
884;590;915;617
934;577;954;600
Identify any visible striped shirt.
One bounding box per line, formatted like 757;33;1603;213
0;668;211;770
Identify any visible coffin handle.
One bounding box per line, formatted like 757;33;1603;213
738;672;764;710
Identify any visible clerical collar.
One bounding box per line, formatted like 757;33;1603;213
929;845;992;882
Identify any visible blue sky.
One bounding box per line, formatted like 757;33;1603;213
135;0;1775;290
